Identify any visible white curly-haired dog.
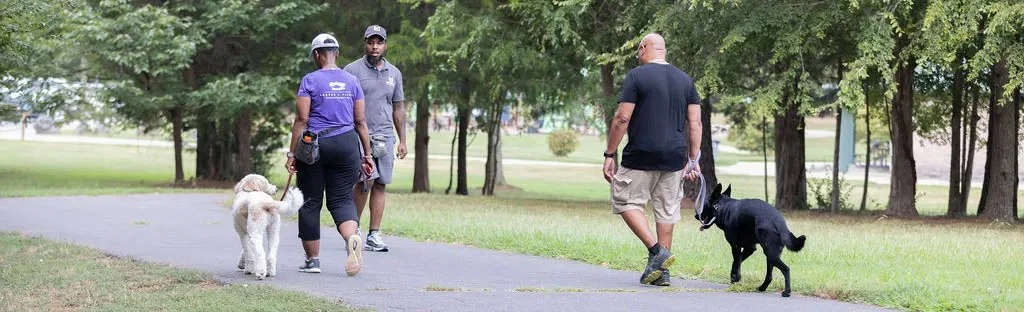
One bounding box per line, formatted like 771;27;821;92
232;174;303;280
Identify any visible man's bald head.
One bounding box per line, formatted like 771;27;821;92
637;33;667;64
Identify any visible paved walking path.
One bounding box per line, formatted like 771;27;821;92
0;194;889;312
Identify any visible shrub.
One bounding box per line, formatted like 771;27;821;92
547;129;579;157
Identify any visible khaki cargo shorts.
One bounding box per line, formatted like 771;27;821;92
610;167;685;224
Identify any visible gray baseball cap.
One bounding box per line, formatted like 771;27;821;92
364;25;387;41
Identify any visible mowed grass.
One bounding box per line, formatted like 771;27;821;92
4;140;1024;311
0;232;357;312
0;140;216;197
418;130;766;166
325;193;1024;311
417;117;852;166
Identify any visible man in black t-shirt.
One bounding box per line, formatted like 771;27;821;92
603;33;703;286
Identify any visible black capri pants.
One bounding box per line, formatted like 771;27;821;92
295;129;361;241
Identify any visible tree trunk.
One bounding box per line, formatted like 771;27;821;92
413;99;432;193
195;120;213;180
960;83;980;215
978;59;1016;220
774;83;808;210
600;63;617;136
886;39;918;217
183;66;209;180
860;82;871;212
831;61;845;213
456;105;470;196
1011;86;1019;219
235;110;252;180
830;108;842;212
170;107;185;184
483;103;501;196
445;119;457;195
495;124;506;186
20;112;27;141
946;60;965;217
763;115;770;203
699;97;718;190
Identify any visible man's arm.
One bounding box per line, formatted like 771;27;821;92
393;101;406;142
393;100;407;156
605;103;635;156
392;70;407;158
686;104;702;160
603;102;635;182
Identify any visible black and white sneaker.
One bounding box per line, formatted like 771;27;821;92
298;258;321;273
364;231;389;252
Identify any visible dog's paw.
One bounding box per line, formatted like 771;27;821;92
267;268;276;277
781;290;791;297
253;267;268;280
756;285;769;292
730;274;741;283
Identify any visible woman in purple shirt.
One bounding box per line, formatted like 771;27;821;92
285;33;374;276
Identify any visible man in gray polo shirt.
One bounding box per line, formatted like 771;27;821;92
344;24;406;252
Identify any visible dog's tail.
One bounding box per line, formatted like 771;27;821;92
275;187;304;215
785;232;806;252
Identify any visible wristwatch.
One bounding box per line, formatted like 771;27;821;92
603;151;616;158
286;151;295;158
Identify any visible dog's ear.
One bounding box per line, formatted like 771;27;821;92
712;183;722;198
723;184;732;197
233;181;243;193
263;182;278;195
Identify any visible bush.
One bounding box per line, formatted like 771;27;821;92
808;168;856;211
547;129;579;157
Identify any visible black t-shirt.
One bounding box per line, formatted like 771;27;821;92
617;63;701;171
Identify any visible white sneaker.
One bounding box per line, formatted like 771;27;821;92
345;235;363;276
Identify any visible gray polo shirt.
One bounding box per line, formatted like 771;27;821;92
343;57;404;136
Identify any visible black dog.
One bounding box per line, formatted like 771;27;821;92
695;183;806;297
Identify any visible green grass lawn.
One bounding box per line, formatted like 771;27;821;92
417;130;813;167
3;139;1024;312
0;140;217;197
0;232;357;312
413;116;842;166
331;194;1023;312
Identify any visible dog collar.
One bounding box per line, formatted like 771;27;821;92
699;216;716;231
698;203;718;231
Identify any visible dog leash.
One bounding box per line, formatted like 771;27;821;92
686;151;714;230
280;172;294;201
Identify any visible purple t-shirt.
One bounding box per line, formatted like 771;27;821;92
296;68;364;137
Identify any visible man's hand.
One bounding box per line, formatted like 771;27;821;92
603;157;617;183
397;141;408;159
683;161;701;181
362;156;376;176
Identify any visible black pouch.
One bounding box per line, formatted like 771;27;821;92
295;126;342;165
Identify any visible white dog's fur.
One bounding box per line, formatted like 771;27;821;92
232;174;303;280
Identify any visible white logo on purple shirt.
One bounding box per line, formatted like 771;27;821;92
329;82;346;91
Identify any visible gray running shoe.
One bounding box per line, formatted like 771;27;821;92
364;231;389;252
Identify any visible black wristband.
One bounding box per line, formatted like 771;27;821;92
603;151;616;158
